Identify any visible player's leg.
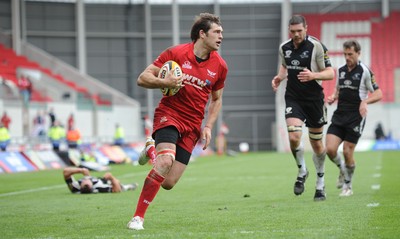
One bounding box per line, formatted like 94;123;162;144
162;145;191;190
128;127;178;230
304;98;328;201
286;117;308;196
340;141;356;196
339;115;364;196
326;126;346;189
308;126;327;201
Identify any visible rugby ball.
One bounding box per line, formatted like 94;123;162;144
158;60;183;96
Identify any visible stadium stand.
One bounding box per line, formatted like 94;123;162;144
304;11;400;102
0;43;92;103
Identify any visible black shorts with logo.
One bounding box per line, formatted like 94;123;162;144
327;110;365;144
285;95;327;128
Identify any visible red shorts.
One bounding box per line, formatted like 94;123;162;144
153;108;201;153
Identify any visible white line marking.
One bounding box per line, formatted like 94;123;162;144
371;184;381;190
372;173;381;178
0;185;65;197
0;171;147;198
367;203;380;207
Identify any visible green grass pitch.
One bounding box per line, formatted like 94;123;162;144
1;151;399;238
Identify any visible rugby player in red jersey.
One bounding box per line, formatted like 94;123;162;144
127;13;228;230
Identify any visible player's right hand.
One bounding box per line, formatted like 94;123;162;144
166;69;184;89
272;76;281;92
327;95;336;105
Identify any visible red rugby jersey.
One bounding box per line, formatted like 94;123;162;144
153;42;228;126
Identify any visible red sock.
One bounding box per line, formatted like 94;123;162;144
134;168;165;218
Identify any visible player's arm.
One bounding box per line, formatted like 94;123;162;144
63;167;90;193
272;65;287;92
298;66;334;82
365;88;383;104
327;69;340;104
137;64;182;89
359;88;382;117
360;72;383;117
63;167;90;181
299;42;334;82
103;172;122;193
327;88;339;105
201;89;223;150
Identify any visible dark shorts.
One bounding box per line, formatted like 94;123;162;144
285;95;327;128
154;126;192;165
327;110;365;144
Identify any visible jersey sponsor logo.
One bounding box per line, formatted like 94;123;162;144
291;60;300;66
284;50;292;58
207;69;216;78
182;61;192;69
344;80;352;86
182;73;208;89
287;65;306;71
285;107;293;115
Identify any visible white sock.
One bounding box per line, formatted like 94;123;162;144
344;164;356;189
313;151;326;190
292;142;307;177
331;154;345;173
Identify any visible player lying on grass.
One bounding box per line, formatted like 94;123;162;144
63;167;138;194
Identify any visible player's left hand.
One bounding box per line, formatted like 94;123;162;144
298;68;315;82
359;100;368;117
201;126;212;150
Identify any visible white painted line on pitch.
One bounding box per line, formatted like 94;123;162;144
239;231;255;234
370;151;383;194
367;203;380;207
0;184;65;198
371;184;381;190
0;171;147;198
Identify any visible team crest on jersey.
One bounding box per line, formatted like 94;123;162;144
285;107;293;115
182;61;192;69
300;51;310;59
285;50;292;58
352;73;361;81
207;69;216;78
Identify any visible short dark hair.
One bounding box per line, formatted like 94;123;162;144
343;40;361;53
190;13;221;42
80;184;93;194
289;15;307;27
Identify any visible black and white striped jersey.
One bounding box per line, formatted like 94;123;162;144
279;35;332;101
335;61;379;112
